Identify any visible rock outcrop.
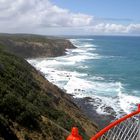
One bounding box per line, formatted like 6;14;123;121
0;34;76;58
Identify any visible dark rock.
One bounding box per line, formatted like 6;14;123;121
83;97;92;102
73;97;116;129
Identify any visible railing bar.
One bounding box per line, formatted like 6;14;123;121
130;128;138;140
107;130;113;140
118;122;128;139
109;127;115;139
123;122;134;138
131;131;138;140
110;123;122;138
91;106;140;140
115;125;124;139
129;122;139;139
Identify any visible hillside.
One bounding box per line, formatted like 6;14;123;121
0;49;98;140
0;34;76;58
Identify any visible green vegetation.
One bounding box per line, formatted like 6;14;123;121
0;51;40;130
0;49;95;140
0;34;76;58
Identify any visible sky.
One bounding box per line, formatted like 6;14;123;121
0;0;140;35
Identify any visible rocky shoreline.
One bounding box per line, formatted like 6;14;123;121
0;33;76;58
73;97;116;129
0;33;115;131
0;38;98;140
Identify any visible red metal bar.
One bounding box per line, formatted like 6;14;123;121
90;104;140;140
138;104;140;111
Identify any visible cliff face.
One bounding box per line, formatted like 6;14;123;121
0;34;76;58
0;49;98;140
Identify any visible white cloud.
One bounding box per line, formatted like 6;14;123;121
127;24;140;34
87;23;140;34
0;0;93;31
0;0;140;35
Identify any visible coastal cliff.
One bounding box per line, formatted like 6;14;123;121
0;34;98;140
0;34;76;58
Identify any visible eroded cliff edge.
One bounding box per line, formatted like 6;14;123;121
0;34;76;58
0;34;98;140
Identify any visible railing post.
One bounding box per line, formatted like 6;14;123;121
66;127;83;140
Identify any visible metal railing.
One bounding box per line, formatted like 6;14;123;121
90;104;140;140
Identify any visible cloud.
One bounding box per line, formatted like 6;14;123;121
0;0;140;35
0;0;93;31
87;23;140;34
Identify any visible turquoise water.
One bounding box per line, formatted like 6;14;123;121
28;36;140;117
89;36;140;93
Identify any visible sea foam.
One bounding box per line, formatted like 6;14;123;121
28;37;140;118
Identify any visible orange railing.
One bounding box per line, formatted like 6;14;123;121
90;104;140;140
67;104;140;140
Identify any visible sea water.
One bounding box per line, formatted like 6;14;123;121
28;36;140;118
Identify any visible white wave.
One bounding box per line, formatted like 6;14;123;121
64;77;140;117
35;59;76;67
71;49;86;53
84;44;95;47
90;95;121;116
69;39;96;48
46;70;88;90
71;48;96;54
69;38;94;41
64;76;122;97
78;65;88;69
69;39;80;46
28;37;140;118
65;51;71;55
79;43;96;48
96;105;110;115
76;38;94;41
63;76;122;116
91;76;105;81
63;54;99;63
81;52;99;57
118;91;140;114
28;58;140;118
87;48;96;51
64;77;93;95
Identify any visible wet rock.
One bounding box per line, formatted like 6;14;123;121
83;97;92;102
73;97;116;129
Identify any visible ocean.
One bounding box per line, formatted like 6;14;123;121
28;36;140;118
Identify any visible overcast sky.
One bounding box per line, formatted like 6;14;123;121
0;0;140;35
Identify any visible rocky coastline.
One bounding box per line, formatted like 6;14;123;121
0;33;76;58
0;33;117;139
73;97;116;129
0;33;115;130
0;33;99;140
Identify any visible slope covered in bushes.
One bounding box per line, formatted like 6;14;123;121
0;50;98;140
